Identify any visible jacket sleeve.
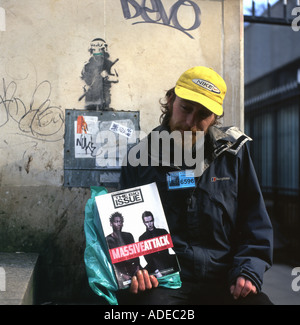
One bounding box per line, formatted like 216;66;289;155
228;144;273;292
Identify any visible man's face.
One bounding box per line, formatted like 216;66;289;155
143;215;154;232
169;96;216;146
111;216;123;232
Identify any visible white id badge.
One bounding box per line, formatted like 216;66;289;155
167;170;196;190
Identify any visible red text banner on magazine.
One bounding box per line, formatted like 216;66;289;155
109;234;173;264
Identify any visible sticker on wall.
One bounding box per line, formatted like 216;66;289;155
95;119;136;167
74;116;136;164
109;121;134;138
79;38;119;111
75;116;98;158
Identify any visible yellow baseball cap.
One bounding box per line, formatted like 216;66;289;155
175;66;227;116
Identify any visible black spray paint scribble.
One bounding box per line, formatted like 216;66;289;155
120;0;201;39
0;79;64;142
79;38;119;111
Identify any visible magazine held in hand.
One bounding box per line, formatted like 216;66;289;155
95;182;180;289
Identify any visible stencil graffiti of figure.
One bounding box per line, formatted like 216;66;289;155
79;38;119;111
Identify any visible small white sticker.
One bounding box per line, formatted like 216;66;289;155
109;121;133;138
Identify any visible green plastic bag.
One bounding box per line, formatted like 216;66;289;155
84;186;119;305
84;186;182;305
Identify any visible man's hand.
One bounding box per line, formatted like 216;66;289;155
230;276;257;300
130;269;159;294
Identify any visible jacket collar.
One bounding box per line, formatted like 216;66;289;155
207;125;252;157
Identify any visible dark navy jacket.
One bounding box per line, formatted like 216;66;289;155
120;125;273;291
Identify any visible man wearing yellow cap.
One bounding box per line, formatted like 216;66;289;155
118;66;273;305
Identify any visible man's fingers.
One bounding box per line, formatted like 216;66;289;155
129;270;159;294
141;269;159;290
230;277;257;299
232;276;245;299
129;276;139;294
150;274;159;288
137;270;146;291
240;279;253;297
143;269;152;289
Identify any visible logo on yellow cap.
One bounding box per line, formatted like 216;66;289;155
192;79;221;94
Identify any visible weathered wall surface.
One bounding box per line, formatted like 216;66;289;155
0;0;243;302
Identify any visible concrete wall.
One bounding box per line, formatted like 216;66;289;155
0;0;243;303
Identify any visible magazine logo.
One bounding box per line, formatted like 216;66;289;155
109;234;173;264
112;189;144;208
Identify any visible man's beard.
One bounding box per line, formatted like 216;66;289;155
169;123;200;148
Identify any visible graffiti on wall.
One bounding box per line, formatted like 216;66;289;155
120;0;201;39
79;38;119;111
0;78;64;142
75;115;98;158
